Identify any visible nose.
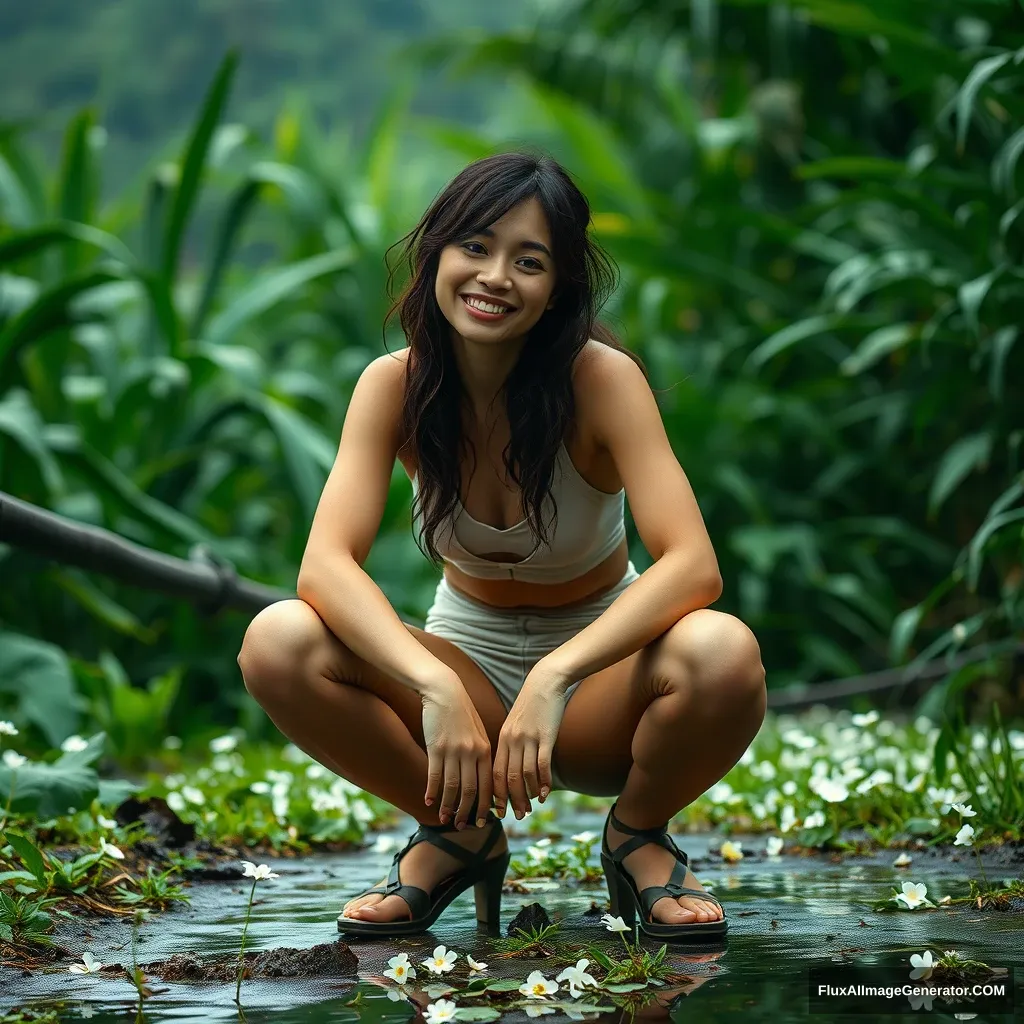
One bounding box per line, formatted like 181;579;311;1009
477;255;513;289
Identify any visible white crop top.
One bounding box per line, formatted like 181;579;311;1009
410;441;626;582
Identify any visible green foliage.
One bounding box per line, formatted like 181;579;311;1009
0;0;1022;757
0;734;111;820
0;888;61;947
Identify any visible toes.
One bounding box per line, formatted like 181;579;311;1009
677;897;721;921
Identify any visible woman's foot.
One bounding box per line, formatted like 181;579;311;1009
340;821;508;923
604;810;722;926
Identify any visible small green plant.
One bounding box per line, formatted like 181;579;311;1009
0;889;62;947
492;921;563;958
2;830;108;896
586;936;677;986
114;864;191;909
508;832;602;882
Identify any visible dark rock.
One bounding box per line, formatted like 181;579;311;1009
114;796;195;848
507;902;551;936
147;940;358;982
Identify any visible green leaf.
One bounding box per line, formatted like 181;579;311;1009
958;266;1004;336
50;569;158;642
2;831;48;885
454;1009;501;1022
603;982;649;993
0;632;79;745
954;51;1014;154
839;323;917;376
928;432;992;516
203;248;353;347
988;326;1018;400
0;758;99;818
890;605;924;663
0;388;63;496
482;979;523;993
746;315;845;370
904;818;938;836
967;508;1024;591
257;395;336;521
161;51;240;283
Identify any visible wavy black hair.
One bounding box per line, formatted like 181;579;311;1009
382;148;655;569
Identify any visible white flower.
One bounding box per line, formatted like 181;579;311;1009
209;734;238;754
519;970;559;998
525;1006;556;1017
466;955;488;973
241;861;279;880
383;953;416;984
570;831;597;844
386;989;409;1002
908;991;934;1011
893;853;912;868
250;781;271;795
765;836;784;857
166;791;186;813
893;881;933;910
811;777;849;803
181;785;205;806
556;958;598;998
99;838;124;860
779;804;797;832
421;945;458;974
69;952;103;974
909;950;935;980
96;815;117;830
953;824;976;847
944;950;960;958
0;721;18;737
527;845;550;863
2;750;26;769
803;811;826;829
851;711;879;727
424;998;459;1024
951;803;976;818
372;835;400;855
600;913;630;933
720;840;744;862
60;735;89;753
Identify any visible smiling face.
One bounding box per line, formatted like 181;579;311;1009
434;195;558;348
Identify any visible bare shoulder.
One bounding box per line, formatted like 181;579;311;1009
573;339;648;444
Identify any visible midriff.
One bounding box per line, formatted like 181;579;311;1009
443;537;629;610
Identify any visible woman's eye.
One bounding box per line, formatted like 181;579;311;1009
460;242;542;270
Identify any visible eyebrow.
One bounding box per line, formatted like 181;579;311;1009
473;226;551;259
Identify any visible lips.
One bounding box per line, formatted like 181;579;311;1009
460;293;516;312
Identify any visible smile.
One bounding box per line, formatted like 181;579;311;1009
461;296;516;321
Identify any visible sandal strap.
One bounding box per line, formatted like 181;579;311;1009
605;801;688;867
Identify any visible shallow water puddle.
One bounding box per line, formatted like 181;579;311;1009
3;813;1022;1022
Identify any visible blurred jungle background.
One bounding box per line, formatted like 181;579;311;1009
1;0;1022;758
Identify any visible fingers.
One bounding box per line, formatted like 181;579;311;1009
492;736;509;819
506;742;531;819
521;740;541;804
454;753;478;829
439;755;461;824
475;752;493;827
425;748;443;809
537;745;553;802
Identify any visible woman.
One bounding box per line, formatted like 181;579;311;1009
237;151;767;942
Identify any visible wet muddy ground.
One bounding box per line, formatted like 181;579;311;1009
2;807;1022;1022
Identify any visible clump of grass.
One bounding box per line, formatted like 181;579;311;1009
491;922;563;958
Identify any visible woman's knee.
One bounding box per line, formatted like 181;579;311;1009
237;599;333;704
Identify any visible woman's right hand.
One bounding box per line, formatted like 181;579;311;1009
420;679;493;829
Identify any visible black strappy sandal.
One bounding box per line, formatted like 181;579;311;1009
336;810;508;936
600;800;727;941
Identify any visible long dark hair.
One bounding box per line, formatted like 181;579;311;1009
382;149;655;569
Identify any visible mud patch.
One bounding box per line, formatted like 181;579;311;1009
146;939;358;982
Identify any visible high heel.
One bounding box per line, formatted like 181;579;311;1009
337;811;508;937
601;800;727;942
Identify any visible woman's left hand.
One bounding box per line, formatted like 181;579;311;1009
492;664;572;819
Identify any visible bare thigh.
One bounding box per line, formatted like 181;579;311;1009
263;599;509;750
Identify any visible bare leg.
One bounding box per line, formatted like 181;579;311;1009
552;609;767;925
238;599;509;922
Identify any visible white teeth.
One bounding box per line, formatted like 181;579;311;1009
464;297;511;314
